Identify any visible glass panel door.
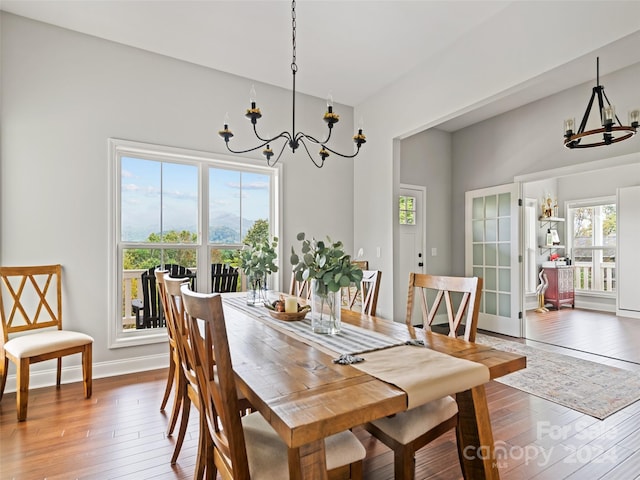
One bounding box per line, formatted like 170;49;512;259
465;183;522;337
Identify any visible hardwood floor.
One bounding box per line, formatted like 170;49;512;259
525;308;640;365
2;310;640;479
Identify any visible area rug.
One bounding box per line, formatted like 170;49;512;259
475;334;640;420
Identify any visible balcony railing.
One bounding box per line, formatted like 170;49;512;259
573;261;616;293
121;268;202;329
122;267;244;329
122;269;145;329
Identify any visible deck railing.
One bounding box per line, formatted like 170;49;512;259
573;261;616;292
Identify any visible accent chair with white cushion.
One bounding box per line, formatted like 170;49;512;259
0;264;93;421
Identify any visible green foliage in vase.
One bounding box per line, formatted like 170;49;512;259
238;235;279;286
290;232;363;293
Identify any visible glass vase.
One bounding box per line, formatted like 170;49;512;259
310;279;341;334
246;275;267;306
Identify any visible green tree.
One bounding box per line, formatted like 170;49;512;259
123;230;197;270
603;205;616;236
243;219;269;246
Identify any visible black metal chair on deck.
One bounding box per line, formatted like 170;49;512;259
211;263;239;293
132;264;196;329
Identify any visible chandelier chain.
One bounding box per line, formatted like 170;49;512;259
291;0;297;73
218;0;366;167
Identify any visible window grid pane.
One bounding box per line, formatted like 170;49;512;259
399;195;416;225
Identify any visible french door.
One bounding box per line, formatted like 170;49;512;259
465;183;523;337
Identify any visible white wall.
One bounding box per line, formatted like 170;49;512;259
0;13;355;385
355;1;640;320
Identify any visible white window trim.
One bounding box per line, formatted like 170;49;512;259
108;138;282;349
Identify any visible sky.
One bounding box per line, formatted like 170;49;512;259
121;156;269;241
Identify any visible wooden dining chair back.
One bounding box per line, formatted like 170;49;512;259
406;273;483;342
163;274;204;470
181;285;366;480
154;270;182;438
354;270;381;316
289;273;312;300
211;263;239;293
164;275;253;476
181;287;249;478
364;272;483;479
0;264;93;421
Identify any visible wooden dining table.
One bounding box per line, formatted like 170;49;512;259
221;293;526;480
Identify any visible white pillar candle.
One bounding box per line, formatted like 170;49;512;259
284;296;298;313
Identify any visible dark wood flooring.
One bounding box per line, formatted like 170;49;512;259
2;309;640;479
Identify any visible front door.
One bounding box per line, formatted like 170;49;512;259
465;183;522;337
398;185;425;323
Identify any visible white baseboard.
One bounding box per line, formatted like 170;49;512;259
575;300;616;313
2;353;169;394
616;308;640;319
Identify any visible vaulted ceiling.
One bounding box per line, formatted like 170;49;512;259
3;1;640;132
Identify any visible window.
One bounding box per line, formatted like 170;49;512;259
567;197;616;295
109;139;280;347
399;195;416;225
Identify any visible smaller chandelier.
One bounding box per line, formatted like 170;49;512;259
564;57;638;149
218;0;366;168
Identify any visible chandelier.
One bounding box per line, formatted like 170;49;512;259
564;57;638;149
218;0;366;168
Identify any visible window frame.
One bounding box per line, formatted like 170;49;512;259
566;195;616;297
108;138;281;348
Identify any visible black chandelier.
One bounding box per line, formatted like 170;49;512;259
218;0;366;168
564;57;638;149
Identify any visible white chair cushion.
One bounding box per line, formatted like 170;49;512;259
4;330;94;359
242;411;365;479
368;395;458;444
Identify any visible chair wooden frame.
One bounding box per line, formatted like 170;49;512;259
406;273;482;342
181;286;364;480
163;274;207;474
0;265;93;421
289;274;312;300
364;273;483;479
154;270;179;423
164;275;252;476
347;270;381;316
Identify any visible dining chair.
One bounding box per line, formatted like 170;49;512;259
348;269;381;316
0;264;93;421
180;285;366;480
289;273;312;300
405;273;482;342
363;273;483;480
164;275;252;476
154;270;180;429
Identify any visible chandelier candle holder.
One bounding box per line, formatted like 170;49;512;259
218;0;366;168
564;57;638;149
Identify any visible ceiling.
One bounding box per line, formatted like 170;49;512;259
3;1;640;132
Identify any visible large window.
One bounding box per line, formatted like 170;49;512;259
567;197;616;295
110;139;280;347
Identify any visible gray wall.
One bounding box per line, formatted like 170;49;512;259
0;13;355;382
398;129;453;319
451;61;640;276
400;62;640;315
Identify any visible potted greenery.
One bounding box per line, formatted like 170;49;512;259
290;232;363;333
238;236;279;305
